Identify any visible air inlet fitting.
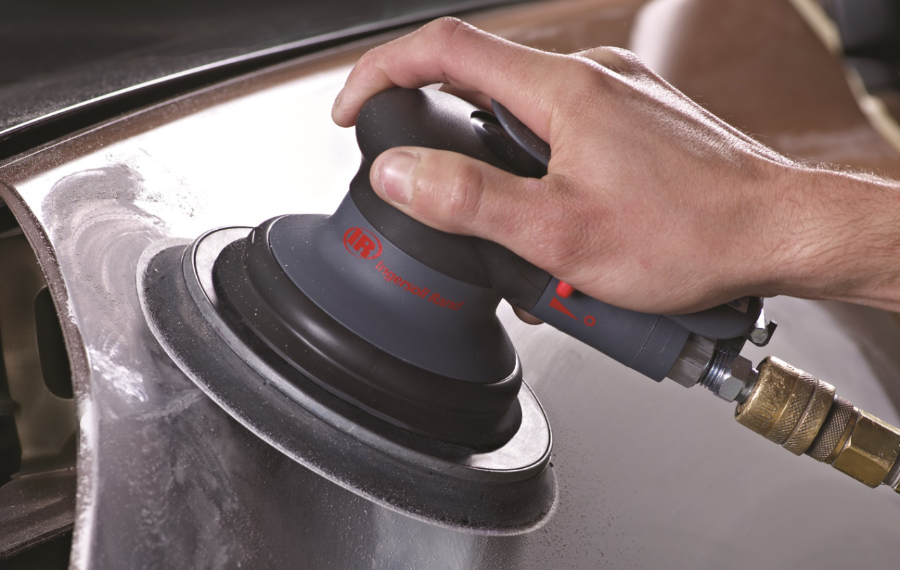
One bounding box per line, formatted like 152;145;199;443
735;356;900;492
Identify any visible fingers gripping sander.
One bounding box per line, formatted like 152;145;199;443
213;87;767;450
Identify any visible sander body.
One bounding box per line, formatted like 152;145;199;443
214;87;765;447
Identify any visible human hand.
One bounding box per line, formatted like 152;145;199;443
332;18;900;315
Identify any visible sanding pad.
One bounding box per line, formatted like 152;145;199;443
137;228;556;533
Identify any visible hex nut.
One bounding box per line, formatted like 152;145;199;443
831;410;900;487
718;357;753;402
718;376;745;402
748;311;776;347
666;334;715;388
749;326;769;346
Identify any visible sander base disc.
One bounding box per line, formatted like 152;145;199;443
137;227;556;533
212;212;523;449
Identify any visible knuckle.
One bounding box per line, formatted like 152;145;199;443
602;46;647;73
556;58;601;104
352;49;383;81
569;55;600;81
536;222;585;276
528;181;593;274
558;51;651;124
430;17;483;59
554;59;608;119
429;16;467;43
574;46;648;76
425;159;485;224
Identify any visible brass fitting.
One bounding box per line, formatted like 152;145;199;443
830;409;900;488
735;357;834;455
735;357;900;493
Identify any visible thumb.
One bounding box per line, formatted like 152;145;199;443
369;146;547;246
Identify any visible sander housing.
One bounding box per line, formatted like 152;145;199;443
212;88;766;448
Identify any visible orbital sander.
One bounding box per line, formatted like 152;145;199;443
140;87;900;533
212;87;765;448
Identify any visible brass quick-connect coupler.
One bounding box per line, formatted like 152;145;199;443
735;357;900;493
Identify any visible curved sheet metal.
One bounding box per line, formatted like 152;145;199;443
0;0;526;160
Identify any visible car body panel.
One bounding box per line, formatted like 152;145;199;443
0;0;526;160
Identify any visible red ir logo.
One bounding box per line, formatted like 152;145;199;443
343;227;383;260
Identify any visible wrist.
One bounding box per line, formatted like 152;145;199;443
767;165;900;310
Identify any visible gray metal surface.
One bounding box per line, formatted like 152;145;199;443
0;1;899;568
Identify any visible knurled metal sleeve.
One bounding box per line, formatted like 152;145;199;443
766;374;817;445
805;396;855;463
736;357;833;453
783;378;836;455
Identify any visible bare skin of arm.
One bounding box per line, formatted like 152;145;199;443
332;17;900;316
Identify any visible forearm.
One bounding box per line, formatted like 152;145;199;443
771;166;900;311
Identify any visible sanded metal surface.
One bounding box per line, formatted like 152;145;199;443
0;0;899;568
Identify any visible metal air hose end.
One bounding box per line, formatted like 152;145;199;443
735;356;900;493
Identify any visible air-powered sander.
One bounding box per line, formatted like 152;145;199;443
139;88;900;533
214;87;769;444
